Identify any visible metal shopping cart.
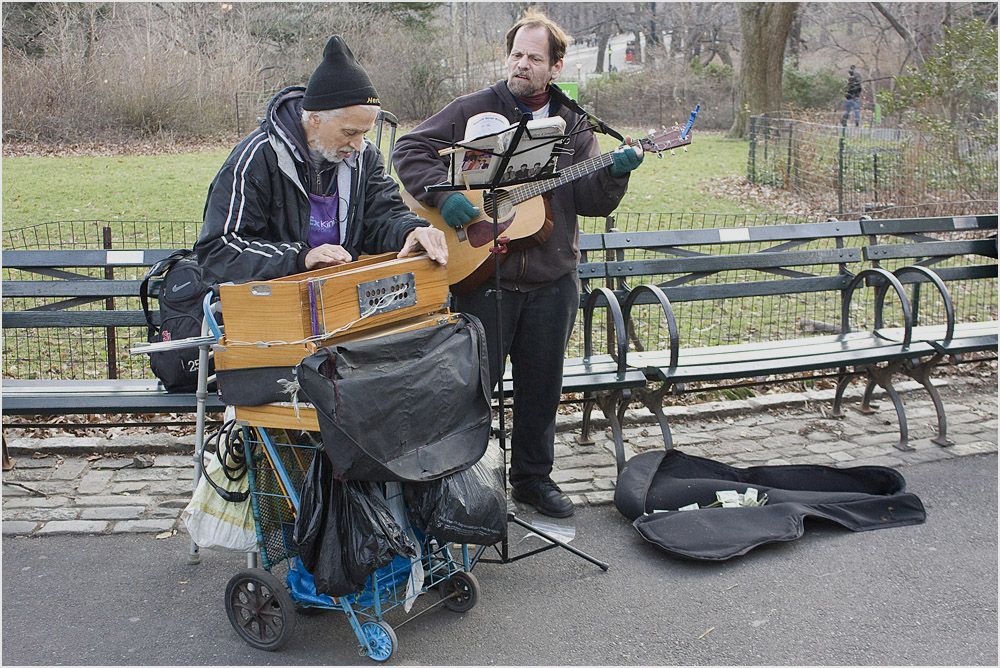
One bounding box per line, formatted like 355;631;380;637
223;424;480;661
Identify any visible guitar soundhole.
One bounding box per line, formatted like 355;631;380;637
482;190;512;220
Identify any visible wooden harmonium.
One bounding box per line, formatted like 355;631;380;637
214;253;453;430
218;252;450;351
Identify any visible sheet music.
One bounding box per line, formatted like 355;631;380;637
453;113;566;187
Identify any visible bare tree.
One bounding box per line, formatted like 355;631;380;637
728;2;798;138
870;1;925;64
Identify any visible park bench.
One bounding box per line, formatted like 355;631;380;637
4;215;995;479
577;215;998;471
1;238;643;463
1;246;226;422
859;214;998;445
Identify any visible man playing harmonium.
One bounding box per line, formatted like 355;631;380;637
195;35;447;285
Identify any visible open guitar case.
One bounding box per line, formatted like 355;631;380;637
614;448;926;561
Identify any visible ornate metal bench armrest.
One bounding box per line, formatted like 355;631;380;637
885;265;955;348
623;284;680;369
842;267;914;346
583;286;629;374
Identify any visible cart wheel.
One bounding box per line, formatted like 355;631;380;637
225;568;296;651
441;571;479;613
359;620;396;662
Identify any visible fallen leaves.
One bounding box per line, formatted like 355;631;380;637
702;174;832;217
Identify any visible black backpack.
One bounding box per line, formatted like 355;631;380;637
140;249;216;392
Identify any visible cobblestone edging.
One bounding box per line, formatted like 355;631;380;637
3;376;996;538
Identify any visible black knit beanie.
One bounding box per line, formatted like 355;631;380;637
302;35;380;111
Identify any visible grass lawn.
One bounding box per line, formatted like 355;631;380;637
2;129;782;238
595;129;755;215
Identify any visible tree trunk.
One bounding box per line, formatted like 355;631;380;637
728;2;799;139
595;28;611;73
787;10;803;69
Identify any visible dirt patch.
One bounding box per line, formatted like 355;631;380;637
2;136;233;158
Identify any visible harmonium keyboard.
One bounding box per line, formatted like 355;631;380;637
214;252;456;430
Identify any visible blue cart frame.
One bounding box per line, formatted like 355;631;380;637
224;426;480;660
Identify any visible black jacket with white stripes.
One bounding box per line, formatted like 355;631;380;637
195;86;428;285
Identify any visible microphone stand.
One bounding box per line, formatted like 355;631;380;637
426;116;608;571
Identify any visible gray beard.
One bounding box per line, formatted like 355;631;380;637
506;73;541;98
308;138;345;164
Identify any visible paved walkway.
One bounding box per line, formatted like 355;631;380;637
3;374;996;537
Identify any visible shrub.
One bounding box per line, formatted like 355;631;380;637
581;61;735;131
782;66;844;111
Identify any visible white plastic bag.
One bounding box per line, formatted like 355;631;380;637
181;450;257;553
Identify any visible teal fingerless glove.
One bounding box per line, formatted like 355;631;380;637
439;193;479;228
609;146;643;177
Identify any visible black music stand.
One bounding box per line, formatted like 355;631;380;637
426;116;609;571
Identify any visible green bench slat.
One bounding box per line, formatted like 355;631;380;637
2;248;176;268
494;355;646;398
876;322;999;350
3;310;151;328
3;280;145;298
865;238;997;261
1;379;224;415
623;275;851;305
606;247;861;278
638;339;941;384
602;220;863;250
860;215;998;235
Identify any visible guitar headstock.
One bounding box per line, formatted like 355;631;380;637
638;125;692;154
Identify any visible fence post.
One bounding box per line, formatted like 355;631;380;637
102;226;118;380
873;153;879;208
786;121;794;189
748;116;757;183
234;92;241;137
837;125;846;215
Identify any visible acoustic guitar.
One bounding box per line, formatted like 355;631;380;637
400;126;692;295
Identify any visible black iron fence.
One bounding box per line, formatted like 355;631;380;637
3;220;202;382
747;115;998;218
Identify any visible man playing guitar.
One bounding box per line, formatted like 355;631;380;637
394;10;643;518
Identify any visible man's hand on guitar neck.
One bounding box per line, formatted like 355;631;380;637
609;135;645;177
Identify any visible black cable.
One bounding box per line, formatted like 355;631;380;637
199;419;253;503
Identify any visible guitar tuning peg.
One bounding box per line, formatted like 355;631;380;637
657;152;663;159
670;149;676;155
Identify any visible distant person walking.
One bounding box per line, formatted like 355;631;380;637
842;64;862;127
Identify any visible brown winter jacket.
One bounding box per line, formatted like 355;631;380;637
392;81;631;291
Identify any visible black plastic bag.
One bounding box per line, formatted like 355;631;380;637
404;443;507;545
295;314;491;481
292;452;364;597
341;481;417;586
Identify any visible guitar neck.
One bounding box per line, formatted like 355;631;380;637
507;151;614;205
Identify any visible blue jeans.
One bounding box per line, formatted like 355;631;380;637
453;272;580;487
843;97;860;126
